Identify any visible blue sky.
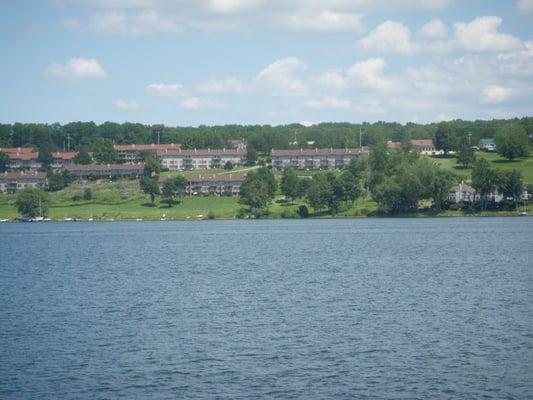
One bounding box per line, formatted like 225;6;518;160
0;0;532;126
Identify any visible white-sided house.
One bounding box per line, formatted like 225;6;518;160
271;147;368;170
448;182;477;203
51;151;77;170
114;143;181;163
157;148;247;170
65;163;145;179
0;170;48;194
410;140;442;155
0;147;42;170
186;173;246;196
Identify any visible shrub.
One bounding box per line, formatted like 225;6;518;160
297;205;309;218
71;193;83;202
207;211;216;219
83;188;92;200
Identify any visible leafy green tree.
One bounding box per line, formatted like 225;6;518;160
0;151;9;172
74;147;92;164
456;144;475;169
434;122;454;156
246;145;257;165
173;175;188;194
306;173;336;213
83;188;92;200
471;158;496;210
281;166;299;202
93;139;117;164
498;169;523;204
140;176;160;204
338;170;361;204
161;179;178;207
368;142;389;190
495;125;529;161
239;172;271;212
143;153;161;176
296;178;311;199
15;188;49;217
47;170;66;191
37;145;53;170
255;167;277;197
224;161;233;170
373;164;424;213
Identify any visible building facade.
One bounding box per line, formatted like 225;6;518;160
0;171;47;194
409;140;441;155
114;143;181;163
65;163;145;179
479;138;496;152
157;148;247;170
51;152;77;170
186;173;246;196
0;148;42;170
271;148;368;170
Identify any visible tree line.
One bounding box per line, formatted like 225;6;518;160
1;118;532;156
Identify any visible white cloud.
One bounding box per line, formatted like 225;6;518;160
90;10;180;35
482;85;515;103
180;97;223;109
358;20;416;55
196;78;245;93
146;83;184;97
255;57;307;95
115;99;140;110
314;70;348;91
280;10;363;33
304;96;351;109
347;58;395;92
454;16;523;52
207;0;260;14
46;57;107;79
418;19;448;39
516;0;533;14
299;120;315;127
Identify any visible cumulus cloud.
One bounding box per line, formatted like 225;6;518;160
358;20;416;55
280;10;363;33
255;57;307;95
196;78;245;93
180;96;223;109
90;10;180;34
418;19;448;39
46;57;107;79
482;85;515;103
146;83;184;97
454;16;523;52
347;58;396;92
304;96;352;109
115;99;140;110
62;0;454;34
516;0;533;14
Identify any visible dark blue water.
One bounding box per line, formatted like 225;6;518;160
1;219;532;399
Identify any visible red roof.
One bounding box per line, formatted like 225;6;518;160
0;147;36;154
52;151;77;160
0;170;47;180
114;143;180;152
410;140;434;147
7;151;39;161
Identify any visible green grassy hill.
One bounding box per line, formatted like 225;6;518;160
430;152;533;184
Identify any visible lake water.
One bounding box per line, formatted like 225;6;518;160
1;218;532;399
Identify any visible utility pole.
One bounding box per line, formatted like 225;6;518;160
359;127;363;148
468;133;472;146
67;133;70;152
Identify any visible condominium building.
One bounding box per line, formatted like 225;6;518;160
271;148;368;170
0;170;47;194
114;143;181;163
157;148;246;170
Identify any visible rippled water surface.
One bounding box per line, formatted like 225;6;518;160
1;218;533;399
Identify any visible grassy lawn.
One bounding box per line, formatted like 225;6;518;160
429;152;533;184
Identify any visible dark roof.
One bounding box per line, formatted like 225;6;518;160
271;148;368;156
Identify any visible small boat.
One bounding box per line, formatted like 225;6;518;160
0;219;8;222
